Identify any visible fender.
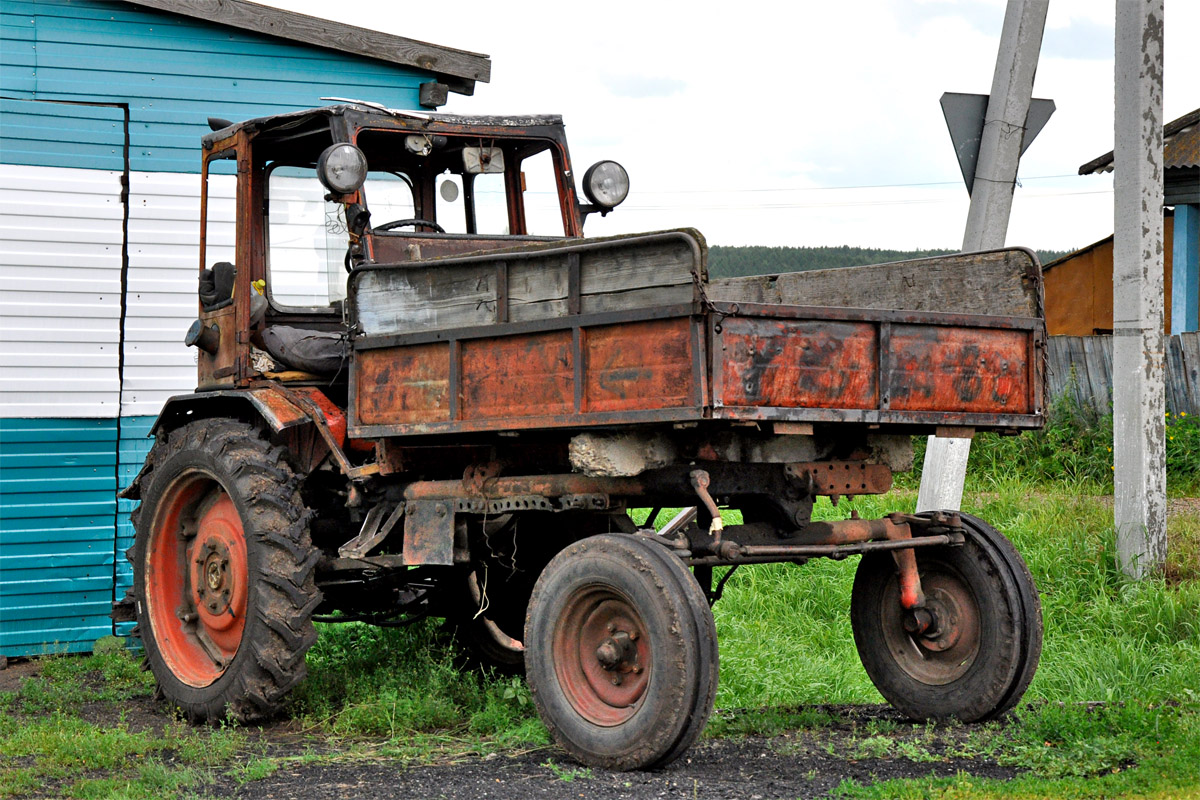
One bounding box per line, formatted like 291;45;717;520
121;385;374;500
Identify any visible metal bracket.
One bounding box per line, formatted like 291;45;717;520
338;502;406;560
403;500;456;566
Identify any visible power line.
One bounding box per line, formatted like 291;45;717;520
616;173;1093;195
525;189;1113;212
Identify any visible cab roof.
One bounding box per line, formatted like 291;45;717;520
203;102;565;149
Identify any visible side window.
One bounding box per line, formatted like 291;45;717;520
201;166;237;271
521;149;564;236
472;173;508;234
362;171;417;232
267;165;348;307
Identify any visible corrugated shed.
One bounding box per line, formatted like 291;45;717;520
0;163;123;417
0;418;118;655
1;0;428;173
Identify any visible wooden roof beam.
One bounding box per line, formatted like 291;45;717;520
122;0;491;90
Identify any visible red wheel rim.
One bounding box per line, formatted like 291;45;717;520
881;566;980;685
146;472;249;687
552;587;651;727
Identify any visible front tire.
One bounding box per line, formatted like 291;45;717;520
524;534;718;770
129;419;320;722
850;513;1041;722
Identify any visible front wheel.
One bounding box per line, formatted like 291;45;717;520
130;419;320;722
524;534;718;770
850;513;1041;722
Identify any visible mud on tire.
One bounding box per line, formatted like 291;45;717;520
128;419;320;722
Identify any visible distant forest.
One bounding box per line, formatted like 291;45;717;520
707;245;1070;278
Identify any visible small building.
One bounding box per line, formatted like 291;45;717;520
1044;108;1199;337
0;0;489;658
1043;212;1178;336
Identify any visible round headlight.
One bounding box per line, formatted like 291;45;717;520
317;143;368;194
582;160;630;209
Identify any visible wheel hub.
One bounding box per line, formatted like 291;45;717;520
913;587;964;653
595;630;638;672
553;592;651;726
880;568;980;686
196;540;234;616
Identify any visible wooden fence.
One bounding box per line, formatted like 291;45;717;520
1046;332;1200;417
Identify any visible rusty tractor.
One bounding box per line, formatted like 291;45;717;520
117;102;1043;770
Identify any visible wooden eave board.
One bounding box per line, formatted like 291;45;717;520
121;0;491;84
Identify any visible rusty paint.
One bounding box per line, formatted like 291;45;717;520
717;317;879;410
888;325;1030;414
402;499;456;566
286;386;347;447
348;304;1042;439
356;343;451;425
786;461;894;497
461;330;574;419
402;473;645;503
584;319;694;413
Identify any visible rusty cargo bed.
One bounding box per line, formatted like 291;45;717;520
346;229;1045;439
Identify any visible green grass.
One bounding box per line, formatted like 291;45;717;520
0;644;260;799
899;404;1200;496
2;472;1197;797
289;621;547;756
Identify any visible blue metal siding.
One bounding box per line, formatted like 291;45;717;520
1;0;431;173
0;418;118;655
0;99;126;173
114;415;154;637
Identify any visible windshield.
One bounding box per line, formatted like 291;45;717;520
262;127;571;309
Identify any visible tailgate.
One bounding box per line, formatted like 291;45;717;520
711;302;1044;429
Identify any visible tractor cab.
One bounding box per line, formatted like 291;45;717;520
190;103;628;387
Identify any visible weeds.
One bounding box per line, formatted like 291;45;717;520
542;759;593;782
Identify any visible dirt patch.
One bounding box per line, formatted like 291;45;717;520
0;658;40;692
196;729;1018;800
4;654;1021;800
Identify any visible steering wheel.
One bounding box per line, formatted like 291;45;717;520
373;218;446;233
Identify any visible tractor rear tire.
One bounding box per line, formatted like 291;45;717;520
129;419;320;722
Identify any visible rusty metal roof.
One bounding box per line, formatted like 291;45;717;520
1078;107;1200;175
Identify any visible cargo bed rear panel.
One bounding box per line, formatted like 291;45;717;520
346;231;1045;438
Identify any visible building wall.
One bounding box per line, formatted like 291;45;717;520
1044;214;1176;336
0;0;433;656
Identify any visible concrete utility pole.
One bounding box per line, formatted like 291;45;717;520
1113;0;1167;578
917;0;1049;513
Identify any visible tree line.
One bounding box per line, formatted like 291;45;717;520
708;245;1070;278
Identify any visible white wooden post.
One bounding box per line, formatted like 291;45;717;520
917;0;1048;513
1113;0;1167;578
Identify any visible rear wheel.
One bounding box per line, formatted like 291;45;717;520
130;419;320;722
850;513;1041;722
524;534;718;770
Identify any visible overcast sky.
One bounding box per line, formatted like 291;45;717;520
269;0;1197;253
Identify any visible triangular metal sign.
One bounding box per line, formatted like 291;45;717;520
941;92;1055;195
